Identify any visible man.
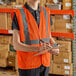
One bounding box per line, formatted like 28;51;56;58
12;0;59;76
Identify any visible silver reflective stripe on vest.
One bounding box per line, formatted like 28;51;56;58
19;8;30;43
22;38;50;45
42;7;49;38
19;7;50;45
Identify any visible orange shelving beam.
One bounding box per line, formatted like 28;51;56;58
50;10;75;17
51;32;75;39
0;29;75;39
0;8;75;16
0;29;13;35
0;8;16;13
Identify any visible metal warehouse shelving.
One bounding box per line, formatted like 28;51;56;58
0;8;75;39
50;10;75;17
73;0;76;76
0;3;75;76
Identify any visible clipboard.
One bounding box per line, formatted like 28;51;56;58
33;40;64;56
40;40;64;49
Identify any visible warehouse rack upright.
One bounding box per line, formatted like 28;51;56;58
73;0;76;76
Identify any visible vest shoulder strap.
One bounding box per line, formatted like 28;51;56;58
18;7;30;42
41;6;49;38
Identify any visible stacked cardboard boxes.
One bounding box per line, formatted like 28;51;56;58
63;0;72;10
51;15;73;33
0;35;16;68
52;40;73;75
55;15;72;33
0;5;14;68
0;43;9;67
0;35;12;67
0;0;73;10
46;0;73;10
0;5;13;30
53;63;72;75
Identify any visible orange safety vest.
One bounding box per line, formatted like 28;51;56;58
15;5;51;69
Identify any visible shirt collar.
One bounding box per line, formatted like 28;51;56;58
24;3;41;13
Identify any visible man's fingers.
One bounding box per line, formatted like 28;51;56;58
49;49;59;55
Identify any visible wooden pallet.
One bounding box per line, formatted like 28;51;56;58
0;67;16;76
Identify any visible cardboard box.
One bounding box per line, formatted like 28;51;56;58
24;0;27;4
46;4;61;10
53;63;73;75
55;15;72;33
0;58;7;67
51;16;55;32
54;52;72;64
0;13;7;29
7;14;12;30
55;15;71;22
0;44;9;58
56;40;71;52
0;35;11;44
46;0;54;4
16;0;24;5
49;61;53;74
63;0;72;10
0;3;13;30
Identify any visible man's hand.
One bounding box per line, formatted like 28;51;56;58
33;41;50;56
49;48;59;55
33;48;59;56
33;42;59;56
39;41;50;51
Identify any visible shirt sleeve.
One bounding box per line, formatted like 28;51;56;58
50;15;53;26
12;12;19;30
